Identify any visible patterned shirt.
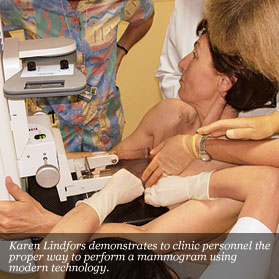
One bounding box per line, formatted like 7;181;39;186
0;0;154;152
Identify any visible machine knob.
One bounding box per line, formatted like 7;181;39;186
36;164;60;188
27;61;36;71
60;59;69;69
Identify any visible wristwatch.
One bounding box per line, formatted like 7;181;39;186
199;135;211;162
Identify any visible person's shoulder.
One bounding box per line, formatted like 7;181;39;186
156;98;196;122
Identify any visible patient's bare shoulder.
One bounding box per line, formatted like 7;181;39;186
151;99;197;144
113;99;196;157
152;98;196;122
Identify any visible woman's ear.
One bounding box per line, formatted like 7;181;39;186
217;75;237;92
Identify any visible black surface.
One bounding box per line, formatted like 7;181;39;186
104;195;168;225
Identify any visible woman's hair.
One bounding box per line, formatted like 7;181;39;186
204;0;279;82
65;237;174;279
197;19;278;111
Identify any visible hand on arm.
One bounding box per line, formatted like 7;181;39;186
145;171;214;207
198;111;279;140
142;134;198;186
0;177;61;239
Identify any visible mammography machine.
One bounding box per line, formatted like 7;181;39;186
0;19;124;273
0;33;120;203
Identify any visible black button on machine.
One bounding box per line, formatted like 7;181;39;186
27;61;36;71
60;59;69;69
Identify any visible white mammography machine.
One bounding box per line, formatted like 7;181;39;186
0;35;119;203
0;21;119;273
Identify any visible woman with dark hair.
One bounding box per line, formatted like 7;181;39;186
197;0;279;141
197;19;277;112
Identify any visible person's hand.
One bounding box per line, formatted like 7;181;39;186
197;111;279;140
142;135;197;187
0;177;61;239
78;169;144;224
144;171;213;207
102;168;144;204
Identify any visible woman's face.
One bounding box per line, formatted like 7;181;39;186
178;34;221;107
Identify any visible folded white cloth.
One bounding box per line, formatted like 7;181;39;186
77;169;144;224
144;171;214;207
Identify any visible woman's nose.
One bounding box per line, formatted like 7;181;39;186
178;53;191;71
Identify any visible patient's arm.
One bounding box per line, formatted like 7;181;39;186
179;157;235;176
97;198;241;234
210;165;279;232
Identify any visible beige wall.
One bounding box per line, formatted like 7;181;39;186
117;0;175;139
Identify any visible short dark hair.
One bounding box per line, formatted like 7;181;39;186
197;19;278;111
65;237;174;279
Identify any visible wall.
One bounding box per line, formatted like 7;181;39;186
117;0;175;139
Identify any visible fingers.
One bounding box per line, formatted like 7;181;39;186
142;143;164;182
5;177;31;203
5;176;13;190
197;118;248;136
144;167;163;187
197;119;229;135
226;128;254;140
144;187;160;207
141;156;158;182
210;130;227;138
149;143;163;156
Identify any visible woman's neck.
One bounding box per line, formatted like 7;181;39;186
191;94;238;127
191;101;212;126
